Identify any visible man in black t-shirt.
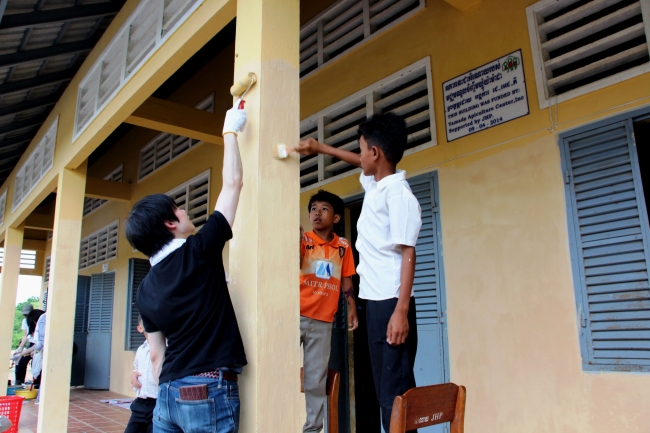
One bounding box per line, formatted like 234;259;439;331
125;101;248;433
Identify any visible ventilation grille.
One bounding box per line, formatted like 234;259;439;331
0;189;6;227
79;220;119;270
528;0;650;104
138;94;214;180
83;164;124;216
300;0;425;77
167;170;210;229
75;0;205;136
44;256;51;283
42;290;48;312
0;249;38;269
300;58;434;188
13;119;57;211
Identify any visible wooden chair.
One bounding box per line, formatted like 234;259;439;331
300;367;340;433
389;383;466;433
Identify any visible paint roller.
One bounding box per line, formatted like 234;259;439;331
230;72;257;109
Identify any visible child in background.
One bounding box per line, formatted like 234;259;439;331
125;315;157;433
300;190;358;433
297;113;422;432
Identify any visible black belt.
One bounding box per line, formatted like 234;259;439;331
194;370;238;382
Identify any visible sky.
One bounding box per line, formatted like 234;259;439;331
15;275;43;305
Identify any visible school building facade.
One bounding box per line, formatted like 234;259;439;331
1;0;650;431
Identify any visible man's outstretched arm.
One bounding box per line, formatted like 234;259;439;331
215;102;246;226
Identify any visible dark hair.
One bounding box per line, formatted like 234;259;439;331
357;112;407;164
125;194;179;257
308;190;344;217
27;309;45;335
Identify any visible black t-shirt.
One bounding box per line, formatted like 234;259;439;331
137;211;247;384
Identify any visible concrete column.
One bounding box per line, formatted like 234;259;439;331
38;163;87;433
230;0;302;431
0;224;24;395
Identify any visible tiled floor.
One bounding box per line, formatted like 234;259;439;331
18;389;132;433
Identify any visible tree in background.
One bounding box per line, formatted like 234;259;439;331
13;297;40;349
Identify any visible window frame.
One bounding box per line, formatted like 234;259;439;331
300;57;435;192
0;189;7;227
166;169;212;229
526;0;650;109
137;94;215;182
73;0;206;139
300;0;426;80
78;219;120;270
559;104;650;372
12;118;58;212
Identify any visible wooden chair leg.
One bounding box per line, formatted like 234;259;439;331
450;385;466;433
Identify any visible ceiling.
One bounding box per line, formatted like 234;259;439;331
0;0;124;186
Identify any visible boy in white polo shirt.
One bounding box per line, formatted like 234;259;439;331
296;113;422;432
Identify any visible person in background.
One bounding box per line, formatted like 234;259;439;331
125;315;157;433
11;304;34;385
20;309;46;390
300;189;358;433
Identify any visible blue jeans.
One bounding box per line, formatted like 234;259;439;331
154;375;240;433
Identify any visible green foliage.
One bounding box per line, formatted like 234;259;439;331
12;297;40;349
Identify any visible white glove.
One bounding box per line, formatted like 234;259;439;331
222;99;247;136
11;352;22;363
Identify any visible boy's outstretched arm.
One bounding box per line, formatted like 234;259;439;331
387;245;416;345
148;331;166;386
297;138;361;168
215;102;246;227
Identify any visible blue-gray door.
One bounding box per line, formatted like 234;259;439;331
71;276;90;386
381;172;449;433
84;272;115;390
411;173;449;433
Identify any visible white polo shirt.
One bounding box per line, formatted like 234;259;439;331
356;170;422;301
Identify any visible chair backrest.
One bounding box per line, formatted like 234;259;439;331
389;383;466;433
300;367;340;433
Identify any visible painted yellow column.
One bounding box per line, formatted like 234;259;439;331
229;0;302;431
37;163;87;433
0;224;24;396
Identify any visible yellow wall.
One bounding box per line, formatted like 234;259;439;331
296;0;650;431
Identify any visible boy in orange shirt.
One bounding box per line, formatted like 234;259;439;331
300;190;358;433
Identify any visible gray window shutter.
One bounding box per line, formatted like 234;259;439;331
561;120;650;369
410;176;443;327
74;276;91;334
126;258;151;350
88;273;115;334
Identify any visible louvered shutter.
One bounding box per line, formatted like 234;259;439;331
88;273;115;334
42;289;48;312
562;120;650;369
74;276;91;334
300;0;425;77
126;258;151;350
409;172;448;396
